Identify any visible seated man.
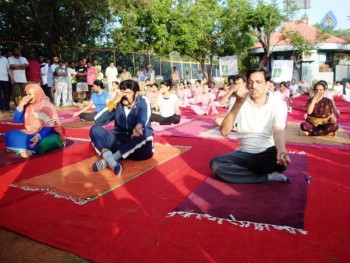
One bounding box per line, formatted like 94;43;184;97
210;67;291;184
90;79;154;175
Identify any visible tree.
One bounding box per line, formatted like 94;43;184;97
246;0;286;70
0;0;111;59
111;0;255;79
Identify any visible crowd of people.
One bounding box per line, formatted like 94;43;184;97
1;47;349;181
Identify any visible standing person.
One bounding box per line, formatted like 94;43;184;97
210;67;291;184
105;62;118;91
75;59;88;103
54;60;68;107
147;65;155;84
47;56;59;102
65;61;75;105
0;50;14;113
151;80;181;125
26;52;41;84
5;84;65;158
90;79;154;175
93;60;102;80
72;80;111;121
86;61;99;100
137;65;147;94
120;67;132;82
300;80;339;136
171;66;180;89
38;55;52;101
8;47;28;106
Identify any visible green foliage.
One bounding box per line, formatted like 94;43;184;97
246;1;286;68
111;0;255;79
0;0;111;58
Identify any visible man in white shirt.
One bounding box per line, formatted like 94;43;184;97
105;62;118;91
38;55;52;101
210;67;291;184
0;50;14;112
48;56;59;102
8;47;28;106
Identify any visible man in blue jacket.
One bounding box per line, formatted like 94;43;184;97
90;79;154;175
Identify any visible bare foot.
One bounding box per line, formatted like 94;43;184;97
299;130;309;136
151;121;160;126
20;150;33;158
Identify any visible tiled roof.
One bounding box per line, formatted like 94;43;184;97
253;20;346;48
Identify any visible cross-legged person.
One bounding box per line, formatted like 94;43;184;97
210;67;291;184
90;79;154;175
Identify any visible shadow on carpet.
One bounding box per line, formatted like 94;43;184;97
169;153;308;234
11;143;191;205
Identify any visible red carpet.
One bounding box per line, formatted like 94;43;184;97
11;144;190;204
1;96;350;263
0;138;88;167
172;153;308;233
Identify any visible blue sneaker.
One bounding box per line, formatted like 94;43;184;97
114;162;123;176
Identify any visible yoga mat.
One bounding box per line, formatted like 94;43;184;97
152;118;194;132
199;126;237;140
0;138;88;167
11;143;191;205
156;117;217;138
285;122;349;146
171;153;308;233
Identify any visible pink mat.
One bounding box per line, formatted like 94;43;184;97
152;118;194;132
156;117;217;138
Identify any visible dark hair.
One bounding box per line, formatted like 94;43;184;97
160;80;172;88
247;67;271;82
93;80;104;89
235;73;247;83
112;81;119;85
314;80;328;90
195;79;201;84
119;79;140;92
152;83;159;88
280;81;287;87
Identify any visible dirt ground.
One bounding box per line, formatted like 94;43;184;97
0;229;90;263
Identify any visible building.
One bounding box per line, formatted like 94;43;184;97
249;20;350;86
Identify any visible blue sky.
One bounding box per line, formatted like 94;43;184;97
276;0;350;29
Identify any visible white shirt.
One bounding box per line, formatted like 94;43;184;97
235;93;287;153
0;56;10;81
105;66;118;81
290;84;299;96
158;93;178;118
8;56;28;83
40;62;49;85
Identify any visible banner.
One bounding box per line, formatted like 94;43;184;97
271;60;294;83
219;55;238;76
